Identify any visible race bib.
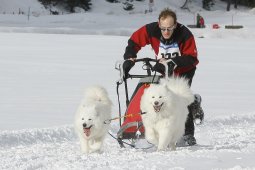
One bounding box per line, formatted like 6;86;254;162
157;42;181;59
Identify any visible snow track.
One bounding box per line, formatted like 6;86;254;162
1;113;255;170
0;126;75;148
199;113;255;152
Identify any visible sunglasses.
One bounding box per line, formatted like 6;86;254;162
160;25;176;32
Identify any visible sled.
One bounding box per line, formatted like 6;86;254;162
112;58;204;149
114;58;167;148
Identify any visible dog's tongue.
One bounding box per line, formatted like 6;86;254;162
154;106;161;112
83;128;91;137
154;103;163;113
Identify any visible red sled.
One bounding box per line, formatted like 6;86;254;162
115;58;162;148
117;83;149;139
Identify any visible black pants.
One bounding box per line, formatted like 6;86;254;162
179;67;196;136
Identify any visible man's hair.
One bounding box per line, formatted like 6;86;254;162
158;8;177;24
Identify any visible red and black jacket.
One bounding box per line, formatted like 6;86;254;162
123;22;199;75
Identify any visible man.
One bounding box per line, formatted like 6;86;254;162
197;13;205;28
122;8;204;145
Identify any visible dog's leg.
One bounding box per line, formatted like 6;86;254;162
89;138;103;153
145;128;158;145
157;130;171;151
79;135;90;153
168;142;176;151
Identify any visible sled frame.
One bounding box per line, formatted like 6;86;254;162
116;58;161;148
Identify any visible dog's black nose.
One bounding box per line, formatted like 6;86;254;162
82;123;87;128
154;101;159;105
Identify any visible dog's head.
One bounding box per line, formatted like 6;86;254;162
143;84;171;113
76;105;100;138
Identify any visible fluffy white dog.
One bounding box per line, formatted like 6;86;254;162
74;85;112;154
140;76;194;151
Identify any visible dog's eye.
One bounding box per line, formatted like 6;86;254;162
88;119;92;121
152;96;155;98
82;118;84;120
159;96;162;98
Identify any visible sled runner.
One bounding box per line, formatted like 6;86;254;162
114;58;172;148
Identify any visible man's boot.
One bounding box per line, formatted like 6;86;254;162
177;112;197;146
189;94;204;125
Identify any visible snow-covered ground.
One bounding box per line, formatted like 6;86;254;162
1;0;255;169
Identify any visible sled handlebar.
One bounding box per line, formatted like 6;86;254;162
132;58;158;76
115;57;167;84
133;57;158;63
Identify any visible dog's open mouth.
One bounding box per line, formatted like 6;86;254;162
153;103;164;112
83;125;93;137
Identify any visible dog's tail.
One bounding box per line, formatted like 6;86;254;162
84;85;112;106
162;77;194;105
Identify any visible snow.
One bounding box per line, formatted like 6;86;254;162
1;0;255;169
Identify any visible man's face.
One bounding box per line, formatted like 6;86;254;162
159;16;176;39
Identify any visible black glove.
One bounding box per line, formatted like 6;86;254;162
167;60;176;73
122;59;135;79
152;60;176;76
152;62;165;75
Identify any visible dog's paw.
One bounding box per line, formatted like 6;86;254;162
81;148;90;154
89;141;103;152
168;143;176;151
156;147;168;152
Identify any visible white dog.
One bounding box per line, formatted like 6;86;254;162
140;76;194;151
74;85;112;153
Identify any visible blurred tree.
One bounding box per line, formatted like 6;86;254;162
222;0;255;8
227;0;237;11
202;0;214;10
38;0;91;13
181;0;189;10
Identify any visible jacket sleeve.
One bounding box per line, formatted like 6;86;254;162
172;33;199;73
123;25;150;59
